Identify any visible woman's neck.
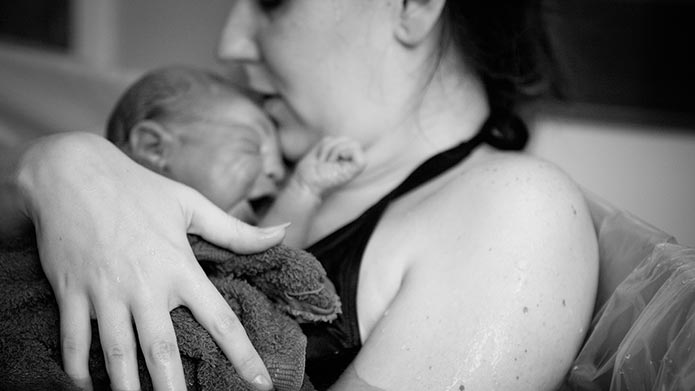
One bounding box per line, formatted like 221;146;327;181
352;62;489;191
307;63;490;243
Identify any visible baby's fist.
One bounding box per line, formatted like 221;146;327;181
293;137;366;196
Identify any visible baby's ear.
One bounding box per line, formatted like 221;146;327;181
129;120;174;173
394;0;446;47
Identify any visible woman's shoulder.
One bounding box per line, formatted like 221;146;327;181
424;152;586;216
404;152;597;265
452;152;581;198
360;153;599;390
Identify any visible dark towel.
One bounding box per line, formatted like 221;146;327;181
0;234;341;391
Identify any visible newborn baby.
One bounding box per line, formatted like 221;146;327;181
106;66;364;247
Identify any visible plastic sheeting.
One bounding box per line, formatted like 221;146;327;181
564;195;695;390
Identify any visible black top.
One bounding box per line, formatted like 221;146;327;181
301;118;494;390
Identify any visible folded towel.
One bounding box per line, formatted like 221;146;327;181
0;234;341;391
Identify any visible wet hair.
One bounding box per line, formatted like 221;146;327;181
106;65;239;148
440;0;561;149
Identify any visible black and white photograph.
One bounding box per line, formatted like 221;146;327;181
1;1;694;390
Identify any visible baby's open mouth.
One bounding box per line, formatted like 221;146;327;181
249;195;275;219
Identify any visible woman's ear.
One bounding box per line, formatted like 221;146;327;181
129;120;174;173
394;0;447;46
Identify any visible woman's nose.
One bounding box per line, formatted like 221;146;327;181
217;0;259;61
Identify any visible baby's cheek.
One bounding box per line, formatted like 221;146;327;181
231;158;262;192
209;157;260;210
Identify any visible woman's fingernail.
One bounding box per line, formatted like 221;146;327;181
252;374;274;389
260;222;291;236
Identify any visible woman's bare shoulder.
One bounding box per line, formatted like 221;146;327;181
447;153;584;203
413;153;591;236
351;153;599;390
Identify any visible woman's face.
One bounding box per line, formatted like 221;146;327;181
166;93;285;220
218;0;406;161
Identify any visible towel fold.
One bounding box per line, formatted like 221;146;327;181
0;234;341;391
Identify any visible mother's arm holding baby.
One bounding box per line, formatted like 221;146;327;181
0;132;284;391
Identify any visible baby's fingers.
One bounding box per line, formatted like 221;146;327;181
59;294;94;391
182;277;273;391
323;138;364;165
313;137;351;162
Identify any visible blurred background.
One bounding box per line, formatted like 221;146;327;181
0;0;693;245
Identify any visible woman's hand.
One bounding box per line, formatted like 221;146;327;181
16;132;284;391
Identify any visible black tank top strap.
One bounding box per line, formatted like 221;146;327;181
381;117;492;202
302;116;494;390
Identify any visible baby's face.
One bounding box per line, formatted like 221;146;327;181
166;92;285;221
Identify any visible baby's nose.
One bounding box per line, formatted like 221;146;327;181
264;152;286;185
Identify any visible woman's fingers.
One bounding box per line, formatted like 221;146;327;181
182;187;287;253
133;304;187;391
59;294;94;391
21;135;279;389
182;277;274;391
94;302;141;391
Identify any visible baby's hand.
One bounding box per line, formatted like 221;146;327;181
292;137;365;197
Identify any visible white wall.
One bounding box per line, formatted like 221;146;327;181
529;113;695;246
115;0;231;71
70;0;231;72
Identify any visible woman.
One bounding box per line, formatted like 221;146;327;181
0;0;599;390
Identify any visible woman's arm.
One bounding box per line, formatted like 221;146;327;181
331;156;599;391
4;132;285;391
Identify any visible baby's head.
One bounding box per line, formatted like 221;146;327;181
106;66;285;220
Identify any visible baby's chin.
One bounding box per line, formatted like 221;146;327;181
226;201;258;225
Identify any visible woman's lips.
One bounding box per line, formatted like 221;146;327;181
263;96;302;129
262;96;283;117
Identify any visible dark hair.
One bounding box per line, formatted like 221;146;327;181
106;66;238;148
441;0;560;149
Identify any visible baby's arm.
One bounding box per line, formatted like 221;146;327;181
260;137;365;248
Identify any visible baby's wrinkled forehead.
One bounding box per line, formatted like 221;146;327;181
209;88;274;131
172;88;274;144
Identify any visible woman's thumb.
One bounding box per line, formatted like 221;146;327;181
183;189;288;254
